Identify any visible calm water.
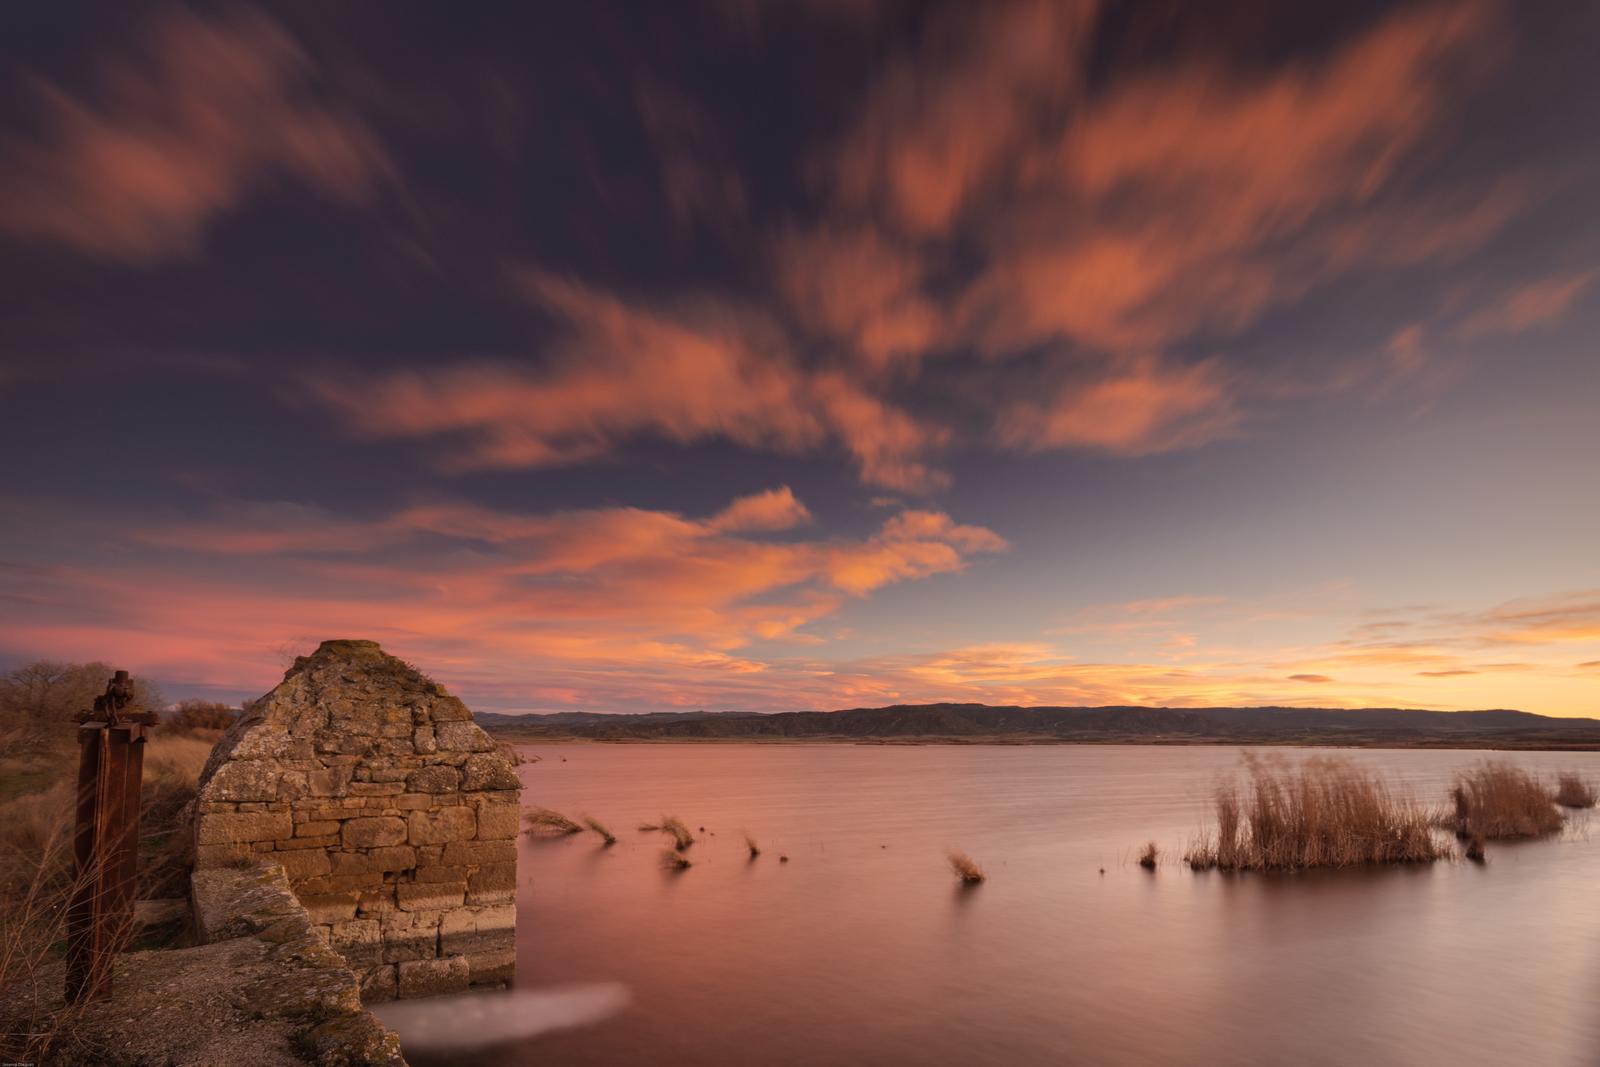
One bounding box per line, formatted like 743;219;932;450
400;744;1600;1066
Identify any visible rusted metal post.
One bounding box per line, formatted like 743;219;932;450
64;670;157;1003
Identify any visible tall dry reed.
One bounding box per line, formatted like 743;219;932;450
1450;762;1563;839
1552;772;1597;809
1185;755;1446;870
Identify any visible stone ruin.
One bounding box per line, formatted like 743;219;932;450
193;640;522;1001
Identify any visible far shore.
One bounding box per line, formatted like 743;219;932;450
489;733;1600;752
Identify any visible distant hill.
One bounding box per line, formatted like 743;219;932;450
477;703;1600;749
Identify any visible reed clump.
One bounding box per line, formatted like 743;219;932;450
523;808;583;836
658;816;694;851
660;848;692;871
1137;842;1159;870
1450;762;1563;839
947;850;985;884
744;833;760;859
1551;772;1597;809
581;815;616;845
1184;755;1445;871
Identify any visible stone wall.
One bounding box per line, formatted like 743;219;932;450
194;640;521;1001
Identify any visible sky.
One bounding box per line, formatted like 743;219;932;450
1;0;1597;716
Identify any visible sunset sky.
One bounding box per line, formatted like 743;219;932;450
2;1;1597;715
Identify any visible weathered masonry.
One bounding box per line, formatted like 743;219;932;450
194;640;521;1001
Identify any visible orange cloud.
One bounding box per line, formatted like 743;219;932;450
1288;674;1334;683
998;356;1240;455
4;491;1005;708
774;225;941;370
315;269;949;491
1455;269;1597;338
0;7;388;261
830;0;1100;236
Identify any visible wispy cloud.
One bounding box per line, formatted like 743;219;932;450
0;6;389;261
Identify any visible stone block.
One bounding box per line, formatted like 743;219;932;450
413;726;437;754
397;881;466;912
356;889;398;916
381;911;441;962
308;767;353;796
350;781;404;796
442;839;515;866
398;956;470;998
428;696;472;722
296;820;343;838
414;864;471;884
475;803;519;841
204;760;282;802
342;816;408;848
434;721;495;752
404;764;460;793
275;834;340;850
328;918;384;968
276;848;332;881
467;863;516;905
408;806;476;845
393;792;435;810
197;810;293;845
462;753;520;791
468;947;517;986
299;893;359;924
194;842;254;868
360;963;399;1003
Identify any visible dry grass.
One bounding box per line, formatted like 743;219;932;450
523;808;583;836
1552;772;1597;809
660;848;692;871
581;814;616;845
1137;841;1159;870
1450;762;1564;839
1464;833;1486;863
947;850;985;884
744;833;760;859
1185;755;1446;871
658;816;694;851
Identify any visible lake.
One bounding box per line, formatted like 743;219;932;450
393;743;1600;1066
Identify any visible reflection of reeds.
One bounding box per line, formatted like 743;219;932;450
659;816;694;851
744;833;760;859
947;850;985;884
1552;772;1597;809
1450;762;1563;839
524;808;582;836
1185;754;1445;870
1137;842;1159;870
660;849;692;871
582;815;616;845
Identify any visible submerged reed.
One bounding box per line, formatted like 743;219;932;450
524;808;583;836
582;814;616;845
660;848;692;871
947;850;985;884
1450;762;1563;839
744;833;761;859
1137;842;1159;870
1184;754;1446;871
658;816;694;851
1552;772;1597;809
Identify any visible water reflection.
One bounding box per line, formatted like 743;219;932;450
406;744;1600;1067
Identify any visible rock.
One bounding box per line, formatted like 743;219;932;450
397;956;470;998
